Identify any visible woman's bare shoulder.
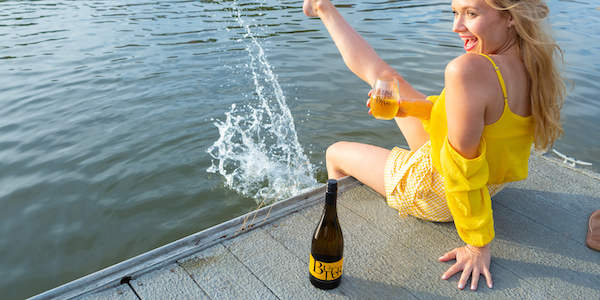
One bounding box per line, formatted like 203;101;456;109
445;53;494;83
444;53;502;117
444;53;501;104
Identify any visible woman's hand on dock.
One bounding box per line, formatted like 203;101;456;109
439;244;493;291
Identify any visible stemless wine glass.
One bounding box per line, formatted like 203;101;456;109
370;78;400;120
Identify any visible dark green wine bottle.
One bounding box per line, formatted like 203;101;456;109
309;179;343;289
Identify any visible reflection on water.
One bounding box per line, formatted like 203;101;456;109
0;0;599;299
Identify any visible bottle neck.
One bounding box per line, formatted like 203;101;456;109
325;192;337;206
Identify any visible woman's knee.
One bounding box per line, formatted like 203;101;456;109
325;141;390;194
325;141;352;177
326;141;349;163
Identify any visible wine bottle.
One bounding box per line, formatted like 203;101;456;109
309;179;343;289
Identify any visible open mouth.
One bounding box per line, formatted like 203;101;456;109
462;37;478;51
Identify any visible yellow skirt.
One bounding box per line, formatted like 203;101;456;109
384;141;504;222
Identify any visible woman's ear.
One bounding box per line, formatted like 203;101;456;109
507;12;515;27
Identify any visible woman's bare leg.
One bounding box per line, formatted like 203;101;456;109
394;116;430;151
326;141;391;196
305;0;430;152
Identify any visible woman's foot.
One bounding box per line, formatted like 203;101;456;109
303;0;321;17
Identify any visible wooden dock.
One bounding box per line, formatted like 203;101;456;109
29;153;600;300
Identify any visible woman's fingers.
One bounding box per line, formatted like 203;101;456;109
457;265;473;289
366;89;373;109
440;245;493;290
441;260;462;280
440;248;460;281
439;248;457;262
483;266;493;289
469;268;480;290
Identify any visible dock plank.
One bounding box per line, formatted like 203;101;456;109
179;243;277;300
128;263;208;300
511;156;600;217
490;204;600;299
263;211;313;262
494;187;586;245
264;208;421;300
224;227;348;300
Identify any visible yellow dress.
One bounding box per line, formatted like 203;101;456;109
384;54;534;247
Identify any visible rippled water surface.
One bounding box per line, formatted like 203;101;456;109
1;0;599;298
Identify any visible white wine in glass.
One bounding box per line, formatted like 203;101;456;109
370;78;400;120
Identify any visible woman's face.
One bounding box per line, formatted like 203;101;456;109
451;0;514;54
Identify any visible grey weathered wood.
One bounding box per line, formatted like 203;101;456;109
494;187;585;244
179;243;277;300
129;263;209;300
264;207;420;300
490;204;600;299
224;228;348;300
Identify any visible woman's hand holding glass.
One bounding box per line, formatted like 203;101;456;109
367;78;433;120
368;78;400;120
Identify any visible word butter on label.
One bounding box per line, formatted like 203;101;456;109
309;255;343;281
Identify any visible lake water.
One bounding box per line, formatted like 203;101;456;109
1;0;598;298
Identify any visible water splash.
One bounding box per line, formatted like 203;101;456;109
207;4;318;203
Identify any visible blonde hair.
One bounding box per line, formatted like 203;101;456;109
487;0;566;150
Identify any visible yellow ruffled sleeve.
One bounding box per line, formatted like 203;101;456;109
440;136;494;247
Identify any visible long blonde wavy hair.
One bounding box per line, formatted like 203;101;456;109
487;0;566;150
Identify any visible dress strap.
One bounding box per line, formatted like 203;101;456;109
478;53;508;100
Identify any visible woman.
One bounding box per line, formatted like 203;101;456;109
303;0;565;291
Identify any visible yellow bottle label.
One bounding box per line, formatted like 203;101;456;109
309;254;343;281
